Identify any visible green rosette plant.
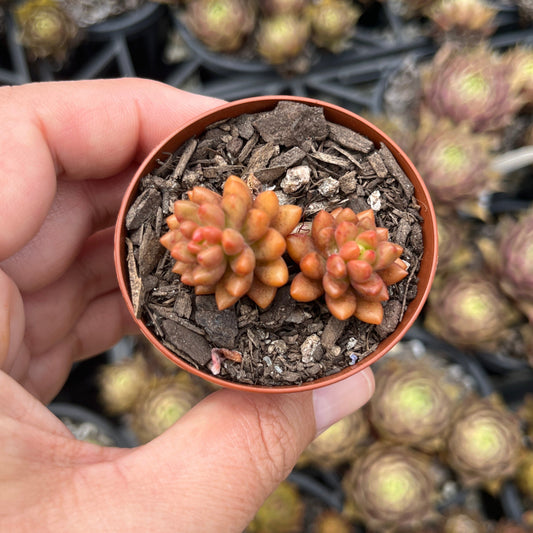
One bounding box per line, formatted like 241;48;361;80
306;0;360;53
409;114;499;210
493;209;533;323
516;450;533;503
259;0;308;15
184;0;257;53
247;481;304;533
14;0;79;62
445;396;523;493
286;207;407;324
368;358;456;453
504;45;533;109
256;13;310;65
424;270;521;351
297;409;369;469
160;175;302;311
441;509;489;533
97;353;151;416
426;0;497;43
343;442;438;532
311;510;354;533
130;374;203;444
421;44;524;133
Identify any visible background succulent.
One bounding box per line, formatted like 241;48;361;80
256;12;310;65
184;0;256;53
14;0;79;62
343;442;438;532
424;270;521;351
494;209;533;323
445;395;523;492
306;0;360;54
97;353;151;416
297;409;370;469
287;207;407;323
160;175;302;310
426;0;497;44
369;357;456;452
409;114;500;211
421;44;524;134
246;481;304;533
130;374;203;444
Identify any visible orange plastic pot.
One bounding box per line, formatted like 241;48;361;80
115;96;438;393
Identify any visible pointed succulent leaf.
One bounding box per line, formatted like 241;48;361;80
270;204;303;237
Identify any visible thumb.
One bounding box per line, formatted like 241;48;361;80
119;368;374;532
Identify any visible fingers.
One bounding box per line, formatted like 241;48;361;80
0;174;130;292
21;289;136;403
112;370;374;532
0;79;223;261
0;269;25;376
21;228;117;353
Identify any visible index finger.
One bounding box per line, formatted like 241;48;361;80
0;78;223;260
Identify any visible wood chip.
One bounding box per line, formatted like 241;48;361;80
378;143;414;197
161;319;212;367
367;151;389;178
328;122;374;153
171;138;198;180
126;238;144;318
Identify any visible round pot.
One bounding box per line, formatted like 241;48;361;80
114;95;438;393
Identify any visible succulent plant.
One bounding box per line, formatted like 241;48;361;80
421;44;524;133
259;0;308;15
435;215;476;275
441;509;488;533
247;481;304;533
343;442;438;532
516;449;533;502
97;353;151;416
287;207;407;323
424;270;521;351
368;358;456;453
306;0;361;53
297;409;369;469
256;13;310;65
426;0;497;43
312;509;354;533
160;175;302;310
409;113;499;208
130;374;202;443
184;0;257;53
14;0;79;62
493;209;533;323
503;46;533;109
445;395;523;492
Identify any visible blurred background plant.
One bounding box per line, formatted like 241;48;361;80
3;0;532;530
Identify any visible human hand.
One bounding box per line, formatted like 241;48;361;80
0;79;374;532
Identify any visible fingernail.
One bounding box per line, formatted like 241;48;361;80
312;368;375;437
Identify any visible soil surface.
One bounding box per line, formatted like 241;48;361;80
124;101;424;387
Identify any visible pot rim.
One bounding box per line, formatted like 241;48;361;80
114;95;438;394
